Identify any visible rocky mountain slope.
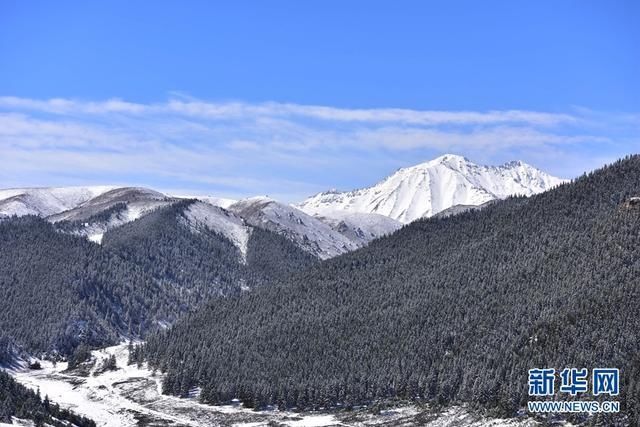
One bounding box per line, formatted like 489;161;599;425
298;154;566;223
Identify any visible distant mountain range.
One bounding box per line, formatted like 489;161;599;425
0;155;565;258
0;186;397;260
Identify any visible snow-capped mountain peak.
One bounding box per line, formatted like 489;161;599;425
298;155;567;223
429;153;470;166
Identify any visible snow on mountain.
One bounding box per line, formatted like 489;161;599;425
48;187;170;221
180;201;251;258
47;187;177;244
312;211;402;246
0;186;378;258
47;189;252;256
298;154;567;223
228;196;359;259
2;154;559;256
0;186;116;218
174;194;238;209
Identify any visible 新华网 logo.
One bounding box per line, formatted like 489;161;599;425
527;368;620;413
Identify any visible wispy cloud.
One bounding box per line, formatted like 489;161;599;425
0;96;578;126
0;96;637;201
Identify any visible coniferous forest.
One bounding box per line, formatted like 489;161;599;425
142;156;640;424
0;200;317;361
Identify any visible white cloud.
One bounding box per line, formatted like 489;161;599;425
355;126;610;151
0;96;636;201
0;96;578;125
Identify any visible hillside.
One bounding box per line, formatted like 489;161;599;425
144;156;640;424
228;197;361;259
0;216;161;357
0;200;316;360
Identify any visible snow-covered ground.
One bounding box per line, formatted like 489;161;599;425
9;343;346;427
5;344;552;427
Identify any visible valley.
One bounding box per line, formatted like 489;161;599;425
10;344;543;427
1;155;636;426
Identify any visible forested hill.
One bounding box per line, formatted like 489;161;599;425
144;156;640;423
0;200;317;361
102;200;317;300
0;216;157;357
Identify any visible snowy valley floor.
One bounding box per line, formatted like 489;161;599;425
7;344;544;427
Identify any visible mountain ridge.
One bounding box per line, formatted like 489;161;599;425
0;155;564;256
298;154;567;223
0;185;117;218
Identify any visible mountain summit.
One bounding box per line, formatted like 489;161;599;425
298;154;567;223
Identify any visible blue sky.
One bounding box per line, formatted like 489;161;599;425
0;1;638;201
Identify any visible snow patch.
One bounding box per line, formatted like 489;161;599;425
88;232;104;244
